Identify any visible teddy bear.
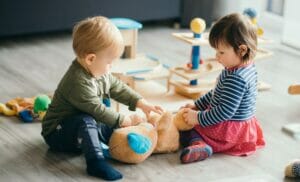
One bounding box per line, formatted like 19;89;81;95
108;109;193;163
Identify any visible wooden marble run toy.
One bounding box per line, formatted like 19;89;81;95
167;18;223;99
168;16;273;99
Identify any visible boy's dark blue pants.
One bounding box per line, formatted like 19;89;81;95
43;114;113;161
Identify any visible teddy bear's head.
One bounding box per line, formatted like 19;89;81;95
148;109;194;153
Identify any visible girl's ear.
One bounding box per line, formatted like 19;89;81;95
238;45;248;57
84;53;96;66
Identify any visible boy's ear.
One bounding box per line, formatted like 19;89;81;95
84;53;96;66
238;45;248;57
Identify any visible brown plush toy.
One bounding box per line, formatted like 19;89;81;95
108;109;192;163
148;109;194;153
109;122;158;164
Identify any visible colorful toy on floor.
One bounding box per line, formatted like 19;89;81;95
108;110;190;163
0;103;17;116
243;8;264;36
0;94;51;122
33;94;51;120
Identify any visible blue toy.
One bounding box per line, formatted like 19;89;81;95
189;18;206;85
19;110;33;123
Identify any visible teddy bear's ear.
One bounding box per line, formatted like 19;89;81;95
174;109;194;131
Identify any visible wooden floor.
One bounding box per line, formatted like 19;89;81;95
1;21;300;182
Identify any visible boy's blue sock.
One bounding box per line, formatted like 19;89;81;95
86;158;122;181
101;143;112;159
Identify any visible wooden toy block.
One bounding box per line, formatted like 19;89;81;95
111;18;142;59
282;123;300;140
288;85;300;95
257;81;271;91
121;29;138;59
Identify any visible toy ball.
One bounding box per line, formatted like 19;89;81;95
33;95;51;114
243;8;257;19
190;18;206;34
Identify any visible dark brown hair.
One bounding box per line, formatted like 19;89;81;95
209;13;257;62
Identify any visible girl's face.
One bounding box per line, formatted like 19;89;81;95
214;43;242;69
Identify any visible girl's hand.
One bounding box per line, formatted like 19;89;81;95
137;99;163;118
182;108;199;126
180;103;198;110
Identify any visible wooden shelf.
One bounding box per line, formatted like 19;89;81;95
169;60;222;81
172;32;273;46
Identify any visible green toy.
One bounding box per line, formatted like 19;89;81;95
33;95;51;113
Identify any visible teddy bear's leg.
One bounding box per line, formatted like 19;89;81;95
127;133;152;154
285;160;300;178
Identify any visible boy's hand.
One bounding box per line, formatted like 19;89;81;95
180;103;197;110
182;108;199;126
121;114;145;127
129;114;145;126
137;99;163;118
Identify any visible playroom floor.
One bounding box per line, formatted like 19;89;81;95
1;13;300;182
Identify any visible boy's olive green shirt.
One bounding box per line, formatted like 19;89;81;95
42;60;142;137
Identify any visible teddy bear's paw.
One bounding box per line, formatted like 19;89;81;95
127;133;152;154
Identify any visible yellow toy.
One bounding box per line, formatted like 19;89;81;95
0;97;34;116
108;109;191;163
0;103;17;116
243;8;264;36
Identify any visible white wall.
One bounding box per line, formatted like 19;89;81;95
282;0;300;49
212;0;268;20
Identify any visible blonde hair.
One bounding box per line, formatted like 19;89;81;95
209;13;257;62
72;16;124;59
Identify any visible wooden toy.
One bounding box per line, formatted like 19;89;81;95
110;18;142;59
167;18;225;99
168;17;274;99
288;85;300;95
243;8;264;36
111;18;170;89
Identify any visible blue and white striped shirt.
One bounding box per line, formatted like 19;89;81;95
195;63;257;127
